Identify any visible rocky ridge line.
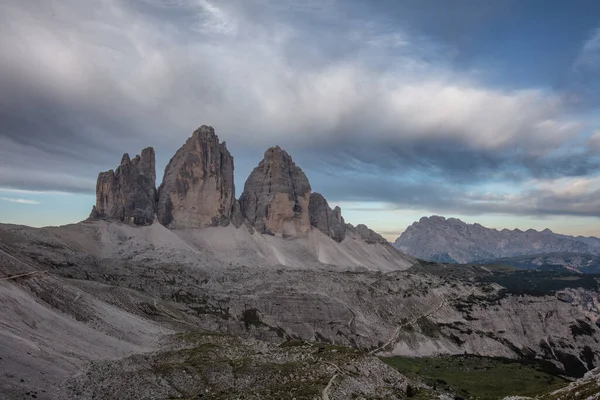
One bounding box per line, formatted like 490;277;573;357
395;215;600;263
90;125;389;245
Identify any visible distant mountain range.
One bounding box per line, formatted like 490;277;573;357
483;253;600;274
394;216;600;264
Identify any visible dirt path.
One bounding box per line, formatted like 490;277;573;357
321;362;343;400
368;294;448;355
321;372;338;400
369;287;477;356
0;269;49;281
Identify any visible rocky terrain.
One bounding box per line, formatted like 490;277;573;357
64;333;408;400
395;215;600;263
2;219;600;399
2;127;600;399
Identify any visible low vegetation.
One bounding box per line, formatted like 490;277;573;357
382;355;569;400
478;269;600;296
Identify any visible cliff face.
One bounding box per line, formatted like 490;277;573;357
239;146;311;237
156;126;235;229
308;192;346;242
89;125;388;244
90;147;156;226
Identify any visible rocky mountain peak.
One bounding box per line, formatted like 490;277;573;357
333;206;343;223
347;223;389;244
260;145;295;166
192;124;216;138
239;146;311;237
156;126;236;229
308;192;346;242
395;215;600;263
90;146;156;226
121;153;131;164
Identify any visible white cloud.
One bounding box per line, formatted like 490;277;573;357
589;131;600;151
1;0;583;148
0;197;41;205
0;0;594;197
573;28;600;70
461;175;600;216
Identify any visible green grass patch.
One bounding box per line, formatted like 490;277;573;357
477;270;600;296
479;264;519;272
382;355;569;400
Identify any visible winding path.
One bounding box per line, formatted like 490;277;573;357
321;362;344;400
369;287;477;356
368;294;448;355
0;269;49;281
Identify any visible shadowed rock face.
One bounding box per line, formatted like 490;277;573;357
157;126;235;229
239;146;311;237
90;147;156;226
309;192;346;242
347;223;388;244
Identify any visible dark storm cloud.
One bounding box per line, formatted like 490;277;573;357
296;133;600;187
308;174;600;218
0;0;599;218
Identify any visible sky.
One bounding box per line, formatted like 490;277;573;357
1;0;600;240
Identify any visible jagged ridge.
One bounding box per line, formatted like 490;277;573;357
90;125;389;245
394;215;600;263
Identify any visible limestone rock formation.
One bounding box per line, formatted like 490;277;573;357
308;192;346;242
394;215;600;263
347;223;388;244
157;126;235;229
230;200;244;229
90;147;156;225
239;146;311;237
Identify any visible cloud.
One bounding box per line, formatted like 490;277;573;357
589;131;600;151
0;0;598;221
0;197;41;205
315;172;600;219
573;28;600;71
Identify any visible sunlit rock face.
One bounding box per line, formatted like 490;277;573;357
157;126;235;229
239;146;311;237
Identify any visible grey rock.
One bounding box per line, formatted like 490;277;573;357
395;215;600;263
90;147;156;226
347;223;388;244
64;333;409;400
156;126;235;229
308;192;346;242
230;200;244;229
1;220;600;398
239;146;311;237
